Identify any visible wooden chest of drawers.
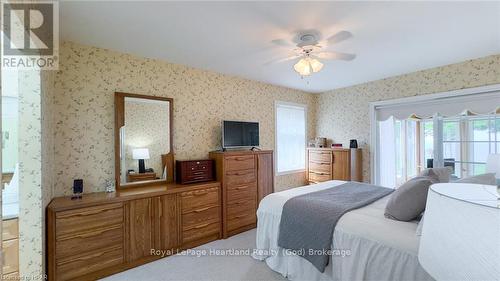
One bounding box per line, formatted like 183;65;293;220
307;148;362;184
176;160;214;184
210;150;274;238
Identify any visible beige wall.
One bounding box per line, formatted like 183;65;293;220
316;54;500;182
52;41;317;196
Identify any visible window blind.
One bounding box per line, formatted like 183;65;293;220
276;102;306;174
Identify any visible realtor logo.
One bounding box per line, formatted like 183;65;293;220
1;1;59;69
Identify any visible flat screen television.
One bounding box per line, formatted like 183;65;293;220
222;121;259;149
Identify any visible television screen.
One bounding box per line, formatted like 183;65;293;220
223;121;259;148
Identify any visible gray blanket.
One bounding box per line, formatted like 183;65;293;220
277;182;393;272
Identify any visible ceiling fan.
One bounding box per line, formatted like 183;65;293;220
267;30;356;77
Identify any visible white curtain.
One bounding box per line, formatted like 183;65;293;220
378;116;396;188
276;102;306;173
376;91;500;121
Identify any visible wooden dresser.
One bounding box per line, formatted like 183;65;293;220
307;148;362;184
209;150;274;238
47;182;221;281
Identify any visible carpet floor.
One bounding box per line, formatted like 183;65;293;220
102;229;286;281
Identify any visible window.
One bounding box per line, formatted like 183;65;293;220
394;119;419;186
275;101;307;175
379;114;499;186
373;88;500;186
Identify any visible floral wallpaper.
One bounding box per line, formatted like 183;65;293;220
18;70;43;277
53;41;317;196
123;100;170;179
316;54;500;182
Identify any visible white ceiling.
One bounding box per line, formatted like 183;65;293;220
60;1;500;93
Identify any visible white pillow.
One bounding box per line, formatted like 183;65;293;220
454;173;496;185
419;167;452;183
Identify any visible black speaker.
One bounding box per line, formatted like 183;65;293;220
72;179;83;199
349;139;358;149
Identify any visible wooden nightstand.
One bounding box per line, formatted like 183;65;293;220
127;172;157;182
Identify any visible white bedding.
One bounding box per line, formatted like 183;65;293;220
252;180;433;281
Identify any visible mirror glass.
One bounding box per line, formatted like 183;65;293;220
119;97;171;186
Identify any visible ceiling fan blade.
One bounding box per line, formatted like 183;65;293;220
314;51;356;61
326;31;352;44
264;54;300;65
270;39;294;47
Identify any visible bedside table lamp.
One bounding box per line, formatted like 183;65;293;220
133;148;150;173
418;183;499;280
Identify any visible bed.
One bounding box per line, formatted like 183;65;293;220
252;180;433;281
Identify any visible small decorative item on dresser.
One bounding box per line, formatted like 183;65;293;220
104;179;115;193
331;143;343;148
71;179;83;200
176;160;214;184
315;137;326;148
349;139;358;148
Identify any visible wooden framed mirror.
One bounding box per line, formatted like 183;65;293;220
114;92;174;189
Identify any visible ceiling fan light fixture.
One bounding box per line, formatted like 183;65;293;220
309;58;323;73
294;57;323;76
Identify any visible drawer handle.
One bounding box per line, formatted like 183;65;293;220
193;206;212;213
192;171;205;175
193;190;210;196
234;157;249;161
234;185;249;191
193;223;210;229
233;214;247;219
68;207;119;217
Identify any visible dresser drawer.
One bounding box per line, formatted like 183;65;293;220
182;205;220;230
56;203;124;237
225;169;256;185
182;221;220;244
225;155;255;171
56;224;123;260
309;161;331;174
56;246;124;281
227;208;256;231
2;218;18;240
227;198;256;218
309;171;332;183
309;151;332;163
181;187;219;213
227;183;257;202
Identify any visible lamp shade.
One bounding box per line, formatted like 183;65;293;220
132;148;150;160
418;183;499;281
486;154;500;177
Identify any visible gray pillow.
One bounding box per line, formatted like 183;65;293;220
419;167;452;183
384;173;439;221
454;173;496;185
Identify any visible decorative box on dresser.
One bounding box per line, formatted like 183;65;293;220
209;150;274;238
176;160;214;184
47;181;221;281
307;148;362;184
